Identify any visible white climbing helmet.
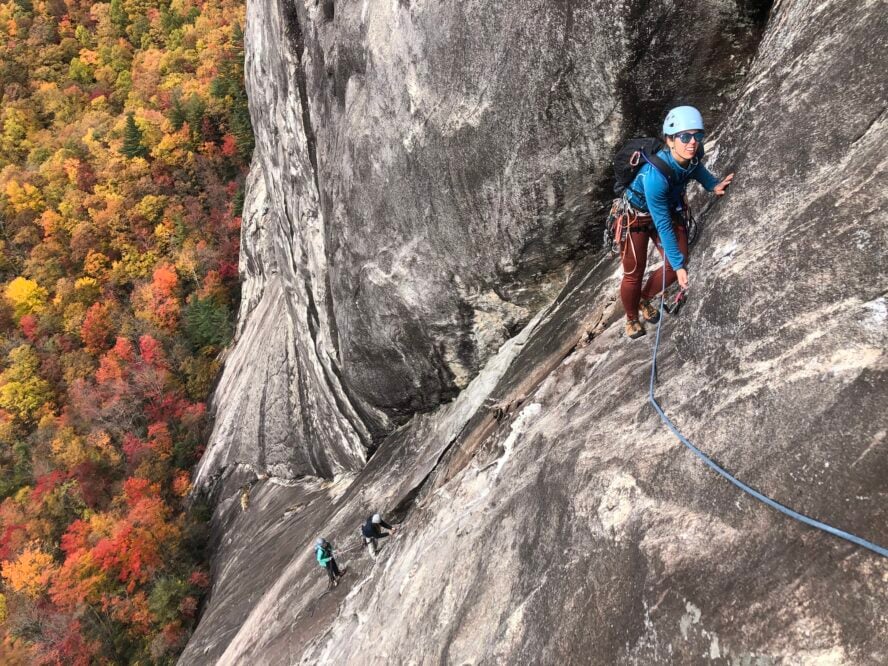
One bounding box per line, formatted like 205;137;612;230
662;106;704;136
371;513;381;524
315;537;326;548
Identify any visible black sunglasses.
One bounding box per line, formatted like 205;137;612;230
674;131;705;144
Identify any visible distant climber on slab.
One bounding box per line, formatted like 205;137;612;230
615;105;735;339
361;513;395;559
315;537;345;588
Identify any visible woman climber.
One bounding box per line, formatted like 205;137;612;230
620;105;734;339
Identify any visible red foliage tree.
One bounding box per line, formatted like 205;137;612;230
80;302;115;353
19;313;38;341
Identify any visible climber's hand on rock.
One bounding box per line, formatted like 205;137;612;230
714;173;734;196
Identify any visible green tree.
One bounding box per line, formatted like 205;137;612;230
121;113;148;159
167;94;186;131
232;184;246;217
109;0;129;34
184;297;231;351
183;94;206;134
67;57;94;85
0;437;32;499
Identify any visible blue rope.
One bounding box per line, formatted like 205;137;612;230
647;264;888;558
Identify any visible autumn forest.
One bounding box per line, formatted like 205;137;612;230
0;0;251;662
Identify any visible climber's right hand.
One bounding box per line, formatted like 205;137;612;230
676;268;689;290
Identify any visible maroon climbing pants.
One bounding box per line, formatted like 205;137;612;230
620;216;688;321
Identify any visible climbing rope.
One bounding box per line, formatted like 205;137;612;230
334;543;364;556
648;262;888;558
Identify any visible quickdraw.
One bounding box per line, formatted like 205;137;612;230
603;197;624;255
662;287;688;315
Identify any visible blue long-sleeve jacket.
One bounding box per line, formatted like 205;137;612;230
626;149;720;270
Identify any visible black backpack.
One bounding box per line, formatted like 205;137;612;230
612;138;676;196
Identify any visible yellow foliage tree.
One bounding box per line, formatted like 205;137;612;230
50;426;88;468
83;249;111;279
62;157;81;184
86;430;121;467
4;276;47;317
0;108;32;161
0;414;16;447
135;194;167;223
4;180;43;214
1;545;57;598
153;221;173;251
61;349;96;385
73;276;101;303
62;301;87;336
152;125;193;167
110;247;158;282
0;345;54;422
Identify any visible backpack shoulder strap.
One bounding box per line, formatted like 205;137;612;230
642;152;676;188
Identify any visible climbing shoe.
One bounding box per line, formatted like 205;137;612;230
625;319;646;339
638;298;660;324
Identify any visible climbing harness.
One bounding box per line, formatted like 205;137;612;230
648;261;888;558
605;194;699;260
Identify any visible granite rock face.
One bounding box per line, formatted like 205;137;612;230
182;0;887;663
195;0;767;488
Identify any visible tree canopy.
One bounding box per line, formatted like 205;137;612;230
0;0;251;661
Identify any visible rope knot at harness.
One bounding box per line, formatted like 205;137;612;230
648;261;888;559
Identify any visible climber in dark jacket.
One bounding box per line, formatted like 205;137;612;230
621;105;735;339
315;537;344;587
361;513;395;559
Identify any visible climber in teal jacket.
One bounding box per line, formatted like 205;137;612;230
620;105;735;340
315;537;344;587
